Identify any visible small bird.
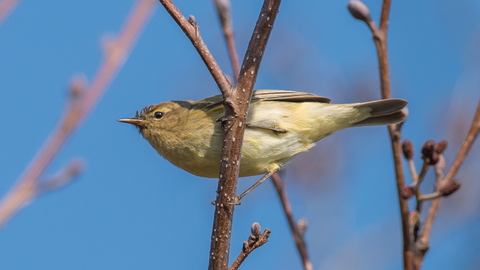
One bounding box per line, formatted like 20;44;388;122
119;90;407;202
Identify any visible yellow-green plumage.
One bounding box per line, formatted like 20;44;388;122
119;90;407;178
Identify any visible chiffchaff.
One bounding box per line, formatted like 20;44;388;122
119;90;407;201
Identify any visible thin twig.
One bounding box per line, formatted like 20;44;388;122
416;161;429;186
369;1;413;268
407;159;418;185
348;0;411;267
0;0;20;28
414;161;429;213
159;0;232;95
442;101;480;185
212;0;240;81
0;0;156;229
37;159;85;195
414;99;480;268
229;223;271;270
271;173;313;270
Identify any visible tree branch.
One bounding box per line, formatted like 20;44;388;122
415;99;480;268
228;222;271;270
271;173;313;270
347;1;412;269
159;0;232;95
37;159;85;195
0;0;20;28
209;1;282;269
373;2;412;268
0;0;156;229
211;2;311;268
159;1;281;268
212;0;240;81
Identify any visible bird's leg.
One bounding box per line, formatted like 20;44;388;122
234;168;279;205
246;123;287;134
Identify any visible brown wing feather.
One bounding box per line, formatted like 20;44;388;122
251;90;331;103
198;90;330;111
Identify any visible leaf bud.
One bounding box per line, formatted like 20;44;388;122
402;140;414;160
401;185;415;200
421;140;439;165
251;222;261;237
347;1;373;23
436;140;448;154
440;180;461;197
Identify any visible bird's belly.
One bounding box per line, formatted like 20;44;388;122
175;130;313;178
160;124;315;178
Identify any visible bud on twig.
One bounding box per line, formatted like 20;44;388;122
69;75;87;100
439;180;461;197
421;140;439;165
297;218;308;238
188;15;196;27
436;140;448;154
402;140;414;160
213;0;232;28
251;222;261;238
401;185;415;200
347;1;373;23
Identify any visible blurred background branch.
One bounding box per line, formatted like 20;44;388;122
0;0;20;28
0;0;156;229
212;0;240;81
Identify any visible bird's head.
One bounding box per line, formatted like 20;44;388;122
118;101;192;141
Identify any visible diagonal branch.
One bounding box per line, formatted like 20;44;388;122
415;99;480;268
37;159;85;195
271;173;313;270
0;158;85;228
0;0;156;229
159;0;232;95
0;0;21;28
442;100;480;185
229;223;271;270
212;0;241;81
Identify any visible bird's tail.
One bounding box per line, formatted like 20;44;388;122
350;99;408;127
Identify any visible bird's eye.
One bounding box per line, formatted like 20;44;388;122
154;111;164;119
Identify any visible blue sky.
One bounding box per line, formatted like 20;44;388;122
1;0;480;269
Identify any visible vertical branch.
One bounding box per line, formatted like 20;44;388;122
0;0;156;229
212;3;309;268
373;2;412;269
212;2;312;266
158;0;281;269
348;1;412;269
209;1;282;269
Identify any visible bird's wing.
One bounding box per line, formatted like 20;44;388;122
197;90;331;112
251;90;331;103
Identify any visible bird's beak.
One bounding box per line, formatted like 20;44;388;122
118;118;147;128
